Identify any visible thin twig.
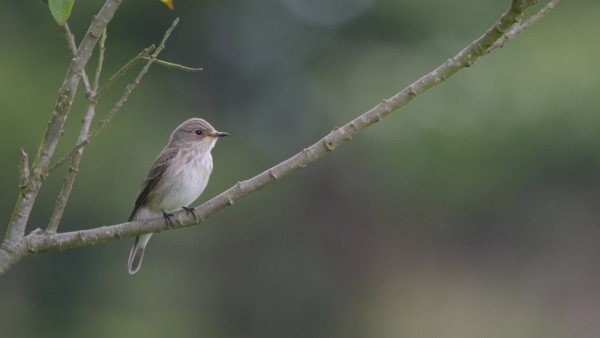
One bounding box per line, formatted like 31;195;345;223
61;23;93;97
1;0;123;253
140;57;203;72
47;103;97;233
47;18;180;176
60;22;78;55
95;45;155;98
46;26;111;233
46;45;153;176
94;29;107;93
485;0;559;55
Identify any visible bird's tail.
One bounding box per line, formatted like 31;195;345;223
128;233;153;274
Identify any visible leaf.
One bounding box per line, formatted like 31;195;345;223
160;0;174;10
48;0;75;24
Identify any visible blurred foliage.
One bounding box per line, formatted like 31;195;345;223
1;0;600;337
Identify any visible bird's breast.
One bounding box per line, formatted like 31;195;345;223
155;149;213;211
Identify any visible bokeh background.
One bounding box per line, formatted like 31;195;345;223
2;0;600;337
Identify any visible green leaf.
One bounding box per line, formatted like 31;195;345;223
48;0;75;24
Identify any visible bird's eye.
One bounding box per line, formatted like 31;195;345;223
195;130;203;135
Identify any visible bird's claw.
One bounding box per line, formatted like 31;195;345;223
182;206;197;217
162;209;175;228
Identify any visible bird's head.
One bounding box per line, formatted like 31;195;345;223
169;118;228;151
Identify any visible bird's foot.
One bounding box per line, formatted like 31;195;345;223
162;209;175;228
182;206;197;217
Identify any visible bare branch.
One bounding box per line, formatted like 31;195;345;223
95;45;155;98
140;57;203;72
47;102;97;233
60;22;78;55
0;0;557;276
60;23;93;98
46;27;114;233
2;0;123;252
47;18;181;176
46;16;113;233
485;0;559;55
93;29;107;93
19;148;29;189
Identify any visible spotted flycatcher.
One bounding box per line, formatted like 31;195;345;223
127;118;228;274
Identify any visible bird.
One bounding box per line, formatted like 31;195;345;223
127;118;228;274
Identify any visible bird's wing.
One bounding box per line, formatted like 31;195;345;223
128;147;179;221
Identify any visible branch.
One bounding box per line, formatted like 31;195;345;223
18;148;29;189
140;57;203;72
0;0;557;276
60;22;78;55
485;0;559;54
95;30;203;97
46;23;110;234
2;0;123;252
95;45;156;99
47;18;180;176
93;29;107;93
46;102;97;233
60;23;94;99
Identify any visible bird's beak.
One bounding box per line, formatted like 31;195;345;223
213;131;229;138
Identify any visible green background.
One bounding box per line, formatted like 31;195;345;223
1;0;600;337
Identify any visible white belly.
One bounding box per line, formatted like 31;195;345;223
150;150;213;212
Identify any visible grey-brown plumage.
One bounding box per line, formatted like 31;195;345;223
127;118;228;274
